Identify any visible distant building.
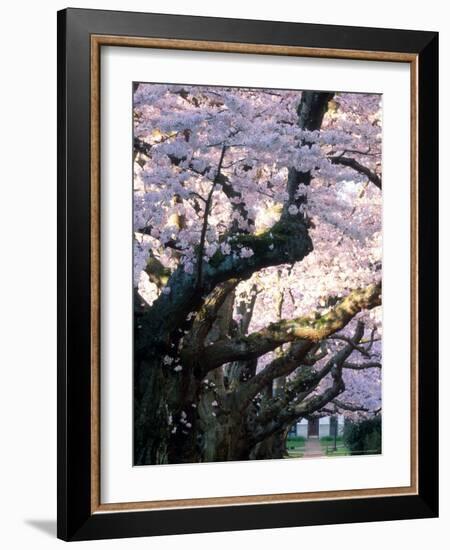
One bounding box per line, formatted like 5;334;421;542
294;415;345;438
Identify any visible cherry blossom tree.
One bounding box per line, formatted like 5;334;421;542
133;83;382;464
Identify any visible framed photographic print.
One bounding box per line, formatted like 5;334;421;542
57;8;438;541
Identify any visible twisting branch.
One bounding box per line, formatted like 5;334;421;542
236;284;261;336
330;147;378;157
236;341;314;410
196;145;227;289
182;280;239;364
251;323;365;443
343;361;381;370
252;361;346;445
286;322;364;410
331;399;369;412
365;327;378;352
302;344;328;365
202;282;381;370
187;162;254;231
329;155;382;189
327;335;372;357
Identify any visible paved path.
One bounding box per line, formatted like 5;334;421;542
303;437;325;458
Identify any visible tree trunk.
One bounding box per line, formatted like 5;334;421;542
250;428;289;460
134;357;172;465
134;345;204;465
195;366;254;462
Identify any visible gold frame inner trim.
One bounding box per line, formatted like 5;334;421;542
90;34;419;514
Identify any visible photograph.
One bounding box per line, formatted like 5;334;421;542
132;83;383;466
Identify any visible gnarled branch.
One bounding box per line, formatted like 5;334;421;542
202;282;381;370
332;399;369;412
329;155;382;189
251;323;365;443
343;361;381;370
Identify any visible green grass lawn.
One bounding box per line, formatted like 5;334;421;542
319;436;350;456
286;436;305;458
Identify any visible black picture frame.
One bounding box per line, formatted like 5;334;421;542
57;7;438;541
